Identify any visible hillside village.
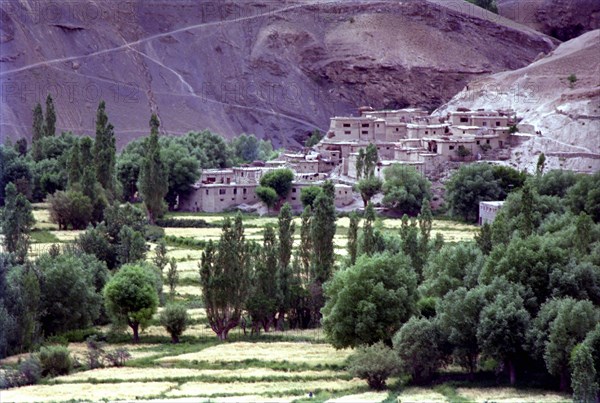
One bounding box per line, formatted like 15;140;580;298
180;107;517;213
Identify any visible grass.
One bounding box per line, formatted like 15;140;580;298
29;229;60;243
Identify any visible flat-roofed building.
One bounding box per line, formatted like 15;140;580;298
479;201;505;225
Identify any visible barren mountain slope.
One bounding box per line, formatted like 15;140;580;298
496;0;600;41
436;29;600;173
1;0;555;148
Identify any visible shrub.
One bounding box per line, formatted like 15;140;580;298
105;348;131;367
347;342;400;390
160;304;189;343
144;224;165;242
38;345;72;377
155;218;214;228
19;356;42;385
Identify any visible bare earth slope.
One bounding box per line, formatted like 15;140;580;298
436;29;600;173
497;0;600;41
0;0;555;147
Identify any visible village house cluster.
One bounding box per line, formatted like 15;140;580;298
179;107;516;213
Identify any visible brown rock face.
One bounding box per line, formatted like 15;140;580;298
497;0;600;41
0;0;555;148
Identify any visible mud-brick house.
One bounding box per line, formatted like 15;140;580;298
479;201;505;225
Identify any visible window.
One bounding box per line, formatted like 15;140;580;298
243;188;247;194
292;188;297;193
460;117;469;123
486;139;490;144
344;131;351;135
343;123;351;128
292;197;296;200
476;140;480;145
362;131;368;135
396;128;399;132
482;122;488;126
362;123;370;128
449;145;455;150
425;131;429;135
233;188;237;195
377;124;380;128
219;189;226;195
220;199;224;202
206;190;209;195
496;121;501;126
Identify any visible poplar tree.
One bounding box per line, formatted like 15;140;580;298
276;203;295;328
0;183;35;263
311;181;336;284
362;203;377;256
44;94;56;137
138;114;168;224
93;101;116;196
199;214;251;340
32;102;44;161
347;212;360;265
299;206;312;280
67;139;82;188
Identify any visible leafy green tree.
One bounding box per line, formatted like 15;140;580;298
475;222;493;254
356;144;378;179
258;169;294;210
383;165;431;216
549;261;600;306
361;203;377;256
492;165;526;197
393;317;445;384
93;101;116;196
305;129;323;148
256;186;278;210
199;214;251;340
536;170;578;198
104;264;159;343
322;253;418;348
536;153;546;176
116;225;147;266
347;212;360;265
276;204;295;327
299;206;312;278
160;140;200;210
67;139;81;188
575;213;594;255
44;94;56;137
48;190;93;230
477;283;530;385
36;253;102;335
437;286;488;375
138;114;168;223
160;304;189;343
480;235;567;313
538;298;599;391
32;102;44;161
311;181;336;285
1;183;35;262
571;343;599;403
446;163;502;222
4;265;42;353
421;243;483;298
229;134;274;164
166;257;178;300
347;342;400;390
0;145;32;205
356;176;383;208
153;240;169;273
300;186;321;208
567;172;600;222
247;225;279;332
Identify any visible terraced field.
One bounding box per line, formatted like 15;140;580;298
2;207;571;402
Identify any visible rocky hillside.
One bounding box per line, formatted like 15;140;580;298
0;0;555;148
497;0;600;41
436;29;600;174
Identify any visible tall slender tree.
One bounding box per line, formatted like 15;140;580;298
347;212;360;266
67;139;82;188
44;94;56;137
362;203;377;256
93;101;116;196
199;214;251;340
299;206;312;280
0;183;35;263
311;181;336;285
276;203;295;328
138;114;168;224
32;102;44;161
